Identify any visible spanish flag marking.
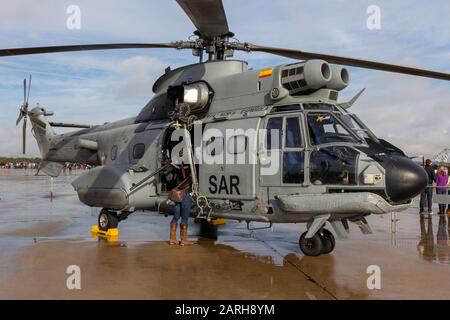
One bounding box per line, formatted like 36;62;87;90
258;68;273;78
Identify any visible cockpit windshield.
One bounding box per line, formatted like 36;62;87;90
302;103;376;144
307;112;359;145
338;114;371;139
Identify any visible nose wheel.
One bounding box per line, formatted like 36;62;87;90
98;209;119;231
299;228;336;256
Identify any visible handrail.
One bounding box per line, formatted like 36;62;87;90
129;163;170;192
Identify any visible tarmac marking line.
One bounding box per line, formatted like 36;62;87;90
254;236;338;300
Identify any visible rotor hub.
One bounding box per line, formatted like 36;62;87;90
177;32;244;62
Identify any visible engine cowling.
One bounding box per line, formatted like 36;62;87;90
280;59;332;95
280;60;350;95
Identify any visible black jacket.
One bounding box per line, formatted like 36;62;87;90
424;164;436;185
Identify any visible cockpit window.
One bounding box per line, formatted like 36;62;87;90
307;112;359;145
338;114;371;139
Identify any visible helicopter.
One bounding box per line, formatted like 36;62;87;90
3;0;450;256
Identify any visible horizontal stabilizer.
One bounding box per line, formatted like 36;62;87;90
49;122;93;129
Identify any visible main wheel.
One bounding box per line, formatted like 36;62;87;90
98;209;118;231
299;231;322;256
320;229;336;254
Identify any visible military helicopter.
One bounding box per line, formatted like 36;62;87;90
3;0;450;256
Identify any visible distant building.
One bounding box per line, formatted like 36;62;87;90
432;148;450;165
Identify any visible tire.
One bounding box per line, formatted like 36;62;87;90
320;229;336;254
199;219;218;240
98;209;119;231
299;231;322;256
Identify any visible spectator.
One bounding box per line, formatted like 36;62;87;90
420;159;436;216
436;165;449;215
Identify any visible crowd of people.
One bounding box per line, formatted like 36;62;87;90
420;159;450;216
0;160;91;173
0;161;39;169
62;163;91;173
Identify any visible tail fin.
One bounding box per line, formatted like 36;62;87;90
29;106;55;159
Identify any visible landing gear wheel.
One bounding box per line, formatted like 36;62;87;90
320;229;336;254
299;231;322;256
98;209;118;231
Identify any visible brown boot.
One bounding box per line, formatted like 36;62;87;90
169;223;178;245
180;224;190;246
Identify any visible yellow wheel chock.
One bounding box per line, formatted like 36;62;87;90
91;225;119;242
210;218;227;226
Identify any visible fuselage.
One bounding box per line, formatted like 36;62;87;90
31;59;428;224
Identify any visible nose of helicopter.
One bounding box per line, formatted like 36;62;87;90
384;156;428;203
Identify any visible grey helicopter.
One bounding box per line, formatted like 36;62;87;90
3;0;450;256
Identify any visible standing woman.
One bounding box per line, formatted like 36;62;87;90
169;165;193;246
447;167;450;214
436;166;449;215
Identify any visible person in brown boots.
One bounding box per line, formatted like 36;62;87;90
168;167;192;246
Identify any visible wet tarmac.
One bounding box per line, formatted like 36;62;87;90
1;169;450;299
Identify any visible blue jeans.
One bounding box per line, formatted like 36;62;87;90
420;185;433;213
171;194;192;225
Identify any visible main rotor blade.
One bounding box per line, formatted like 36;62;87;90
0;43;179;57
247;44;450;81
176;0;230;39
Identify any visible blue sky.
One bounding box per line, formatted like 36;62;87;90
0;0;449;157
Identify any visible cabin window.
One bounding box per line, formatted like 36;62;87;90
132;143;145;159
205;136;224;157
265;117;283;150
283;152;305;184
264;115;305;185
111;145;118;161
285;117;302;148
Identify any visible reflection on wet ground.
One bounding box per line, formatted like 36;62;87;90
1;169;450;299
418;215;450;264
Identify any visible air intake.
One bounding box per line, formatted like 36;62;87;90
280;60;331;95
327;65;349;91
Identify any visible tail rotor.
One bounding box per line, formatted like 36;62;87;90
16;75;32;154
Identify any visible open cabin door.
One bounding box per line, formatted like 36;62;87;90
126;123;167;197
199;118;260;200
